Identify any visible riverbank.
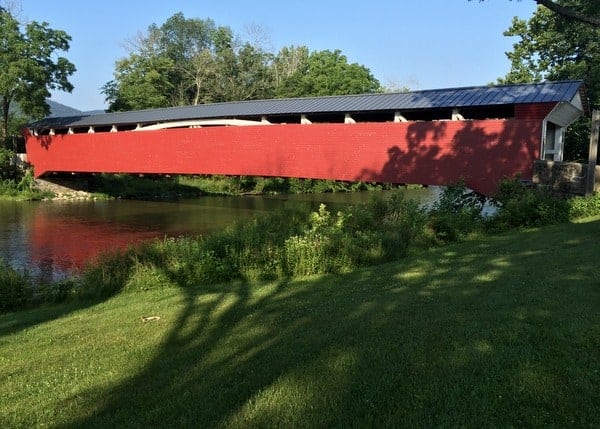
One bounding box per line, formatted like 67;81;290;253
3;180;600;312
1;215;599;427
26;173;409;201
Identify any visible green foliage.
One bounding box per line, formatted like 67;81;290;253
15;167;36;192
253;177;290;194
102;55;174;111
568;192;600;219
0;260;32;313
86;173;203;200
502;1;599;97
104;13;380;111
275;49;381;98
284;204;352;276
103;13;228;109
284;194;429;276
0;147;20;181
487;177;570;231
0;8;75;144
86;174;391;199
103;13;274;110
564;118;592;162
427;182;486;242
0;148;46;199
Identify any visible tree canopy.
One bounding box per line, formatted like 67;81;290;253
103;13;381;111
275;49;380;98
501;1;599;99
499;0;599;159
532;0;599;27
0;7;76;146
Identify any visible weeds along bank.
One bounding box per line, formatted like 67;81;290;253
0;148;51;201
3;178;600;314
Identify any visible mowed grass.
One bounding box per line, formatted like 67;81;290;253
1;218;599;428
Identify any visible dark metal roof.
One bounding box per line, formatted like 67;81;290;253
31;80;585;129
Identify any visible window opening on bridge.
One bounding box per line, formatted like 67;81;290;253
542;121;564;161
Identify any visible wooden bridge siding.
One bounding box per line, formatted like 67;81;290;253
25;118;542;196
515;103;556;120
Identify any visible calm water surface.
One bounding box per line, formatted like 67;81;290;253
0;188;441;283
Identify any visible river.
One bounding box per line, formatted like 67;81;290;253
0;188;441;284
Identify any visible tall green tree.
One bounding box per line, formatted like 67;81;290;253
105;13;381;111
213;42;274;102
104;13;274;110
0;7;75;146
103;13;222;110
500;0;599;160
271;45;309;91
275;49;380;98
102;53;174;111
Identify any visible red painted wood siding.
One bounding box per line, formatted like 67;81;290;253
515;103;555;120
25;119;542;196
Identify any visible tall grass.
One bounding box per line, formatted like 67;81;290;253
0;147;53;200
0;260;32;313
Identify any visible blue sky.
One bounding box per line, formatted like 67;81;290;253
16;0;538;111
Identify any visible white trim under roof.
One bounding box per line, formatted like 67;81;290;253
133;118;270;131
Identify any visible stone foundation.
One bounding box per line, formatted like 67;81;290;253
533;160;600;196
35;176;94;200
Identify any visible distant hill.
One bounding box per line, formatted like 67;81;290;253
46;100;84;117
47;100;105;117
5;98;104;119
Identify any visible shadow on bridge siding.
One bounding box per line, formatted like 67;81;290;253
361;119;539;196
50;220;600;427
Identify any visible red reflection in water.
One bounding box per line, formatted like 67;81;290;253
29;210;161;275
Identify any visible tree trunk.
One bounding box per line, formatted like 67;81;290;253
1;97;10;149
586;110;600;195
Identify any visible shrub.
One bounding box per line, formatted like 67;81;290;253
17;167;36;191
377;192;428;256
254;177;290;194
283;204;356;276
78;249;136;299
487;177;570;231
0;148;22;182
427;182;485;242
0;260;33;313
568;193;600;220
35;279;78;304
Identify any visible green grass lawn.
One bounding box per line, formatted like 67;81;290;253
1;218;599;428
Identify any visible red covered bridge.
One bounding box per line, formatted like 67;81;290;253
24;80;587;196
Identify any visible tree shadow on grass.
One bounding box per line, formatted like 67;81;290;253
54;220;600;428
